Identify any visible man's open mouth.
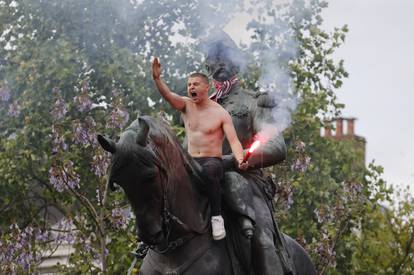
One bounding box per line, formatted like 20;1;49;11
191;92;197;97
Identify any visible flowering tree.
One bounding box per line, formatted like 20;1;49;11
0;39;143;272
0;1;155;272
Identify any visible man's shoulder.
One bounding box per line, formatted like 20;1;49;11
212;101;227;113
208;100;231;119
209;99;226;109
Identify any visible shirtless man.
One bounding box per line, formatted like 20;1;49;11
152;57;247;240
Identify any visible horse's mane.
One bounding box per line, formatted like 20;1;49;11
121;115;204;185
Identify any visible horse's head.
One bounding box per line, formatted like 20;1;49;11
98;116;187;245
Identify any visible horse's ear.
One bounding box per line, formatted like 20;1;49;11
136;117;150;146
97;134;116;153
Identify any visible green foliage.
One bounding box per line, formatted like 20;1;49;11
348;187;414;274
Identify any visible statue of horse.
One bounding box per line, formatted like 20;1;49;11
98;115;316;275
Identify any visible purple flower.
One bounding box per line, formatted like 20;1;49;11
49;165;65;192
53;218;76;244
51;89;68;121
73;122;89;145
0;86;11;102
52;98;68;120
314;206;333;224
84;242;92;253
49;161;80;192
35;231;50;243
111;206;129;230
8;101;20;117
63;161;80;189
291;156;311;172
107;107;129;130
75;95;93;112
64;233;75;245
0;224;41;273
51;125;68;154
91;149;109;177
72;117;97;146
275;182;294;209
74;85;93;113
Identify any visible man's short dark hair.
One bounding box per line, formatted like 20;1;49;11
189;73;209;85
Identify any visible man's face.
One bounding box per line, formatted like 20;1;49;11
187;77;209;103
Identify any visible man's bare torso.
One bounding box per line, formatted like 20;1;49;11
182;99;226;158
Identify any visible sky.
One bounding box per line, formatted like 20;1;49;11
321;0;414;191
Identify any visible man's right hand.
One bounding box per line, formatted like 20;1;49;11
152;57;161;80
238;161;249;171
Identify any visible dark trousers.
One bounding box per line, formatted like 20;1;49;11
194;157;223;216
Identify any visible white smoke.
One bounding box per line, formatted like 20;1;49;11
110;0;308;134
196;0;302;135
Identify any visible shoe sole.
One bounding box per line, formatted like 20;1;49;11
213;232;226;240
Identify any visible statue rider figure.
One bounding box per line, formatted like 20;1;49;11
202;32;295;275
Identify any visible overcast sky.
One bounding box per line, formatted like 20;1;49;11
321;0;414;191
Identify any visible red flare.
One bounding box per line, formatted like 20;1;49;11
242;140;262;163
248;140;261;153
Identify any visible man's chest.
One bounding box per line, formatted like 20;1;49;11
183;109;222;134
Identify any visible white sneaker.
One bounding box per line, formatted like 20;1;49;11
211;215;226;240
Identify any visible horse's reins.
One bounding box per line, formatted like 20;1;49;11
149;149;197;255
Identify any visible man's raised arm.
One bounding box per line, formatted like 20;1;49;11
152;57;186;112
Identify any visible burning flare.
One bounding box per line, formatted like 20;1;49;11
242;140;261;163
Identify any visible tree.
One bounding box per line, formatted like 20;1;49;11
349;186;414;274
0;1;152;273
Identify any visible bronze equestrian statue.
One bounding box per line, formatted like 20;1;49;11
200;33;300;274
98;115;316;274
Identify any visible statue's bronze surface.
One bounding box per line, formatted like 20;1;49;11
204;34;294;274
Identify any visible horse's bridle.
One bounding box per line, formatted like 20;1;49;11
149;158;197;254
124;124;202;255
